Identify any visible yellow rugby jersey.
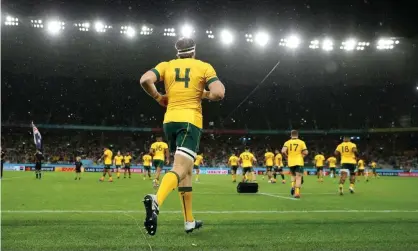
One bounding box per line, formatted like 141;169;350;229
357;159;365;170
283;139;307;167
239;151;255;168
143;154;152;166
114;155;123;166
275;153;283;167
371;161;377;168
336;142;357;164
314;154;325;167
104;149;113;165
327;157;337;168
123;155;132;164
152;58;218;129
264;152;275;166
194;155;203;166
151;142;168;161
229;155;239;166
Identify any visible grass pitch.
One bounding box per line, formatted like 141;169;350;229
2;172;418;250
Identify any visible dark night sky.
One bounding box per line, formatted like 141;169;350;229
2;0;418;38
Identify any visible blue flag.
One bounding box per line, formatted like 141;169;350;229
31;122;42;150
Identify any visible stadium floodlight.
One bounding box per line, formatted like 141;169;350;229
163;28;176;37
309;40;319;49
322;39;334;51
120;26;136;38
245;33;253;43
75;22;90;32
341;39;356;51
140;25;152;35
254;31;269;47
31;19;43;28
206;30;214;39
180;24;194;38
94;21;111;33
5;16;19;26
47;20;65;35
220;29;233;45
377;38;396;50
279;35;301;48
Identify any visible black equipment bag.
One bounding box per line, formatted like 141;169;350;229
237;182;259;193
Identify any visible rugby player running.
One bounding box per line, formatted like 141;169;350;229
335;136;358;195
140;37;225;235
282;130;308;198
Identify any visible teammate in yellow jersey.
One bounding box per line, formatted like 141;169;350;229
142;153;153;180
264;149;275;182
282;130;308;199
357;158;366;181
274;149;286;184
99;147;113;182
113;151;123;179
140;37;225;235
228;153;239;182
335;136;358;195
370;161;378;178
239;147;257;182
326;156;338;178
313;152;326;182
123;152;133;179
194;153;204;182
150;136;169;188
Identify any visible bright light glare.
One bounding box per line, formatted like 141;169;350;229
377;38;396;50
286;35;301;48
342;39;356;51
255;31;269;46
322;39;334;51
94;21;105;32
181;24;193;38
309;40;319;49
47;20;62;35
5;16;19;26
220;29;233;45
126;27;136;38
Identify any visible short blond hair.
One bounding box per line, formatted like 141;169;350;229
76;156;81;161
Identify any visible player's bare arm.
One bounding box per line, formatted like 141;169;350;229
281;146;288;157
302;149;308;157
139;71;167;107
202;80;225;101
98;153;106;162
165;148;170;165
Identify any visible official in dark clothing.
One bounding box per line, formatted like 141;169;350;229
1;149;5;178
35;150;44;179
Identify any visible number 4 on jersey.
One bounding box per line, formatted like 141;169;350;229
175;68;191;88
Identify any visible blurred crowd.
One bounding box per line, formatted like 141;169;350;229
2;128;417;170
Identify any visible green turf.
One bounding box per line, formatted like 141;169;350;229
2;172;418;250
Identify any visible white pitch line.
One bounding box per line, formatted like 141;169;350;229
259;192;299;201
194;192;336;195
2;210;418;214
0;176;25;180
